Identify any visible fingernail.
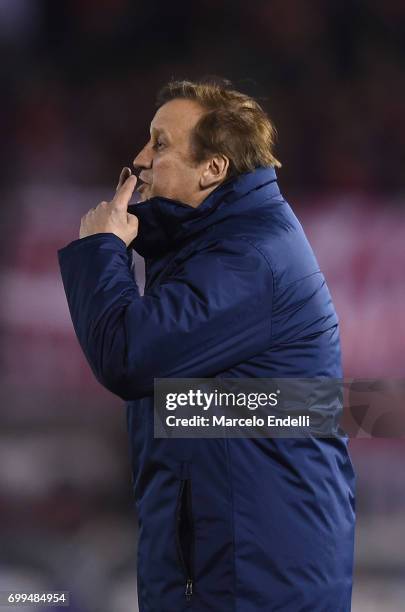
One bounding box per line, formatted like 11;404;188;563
116;167;130;190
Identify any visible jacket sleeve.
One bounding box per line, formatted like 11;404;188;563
58;232;273;400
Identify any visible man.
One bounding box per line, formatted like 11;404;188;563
58;79;355;611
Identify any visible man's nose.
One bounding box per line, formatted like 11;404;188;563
133;142;153;170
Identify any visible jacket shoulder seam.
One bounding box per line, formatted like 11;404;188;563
238;236;274;345
238;236;274;274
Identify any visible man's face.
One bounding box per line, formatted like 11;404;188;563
133;98;207;207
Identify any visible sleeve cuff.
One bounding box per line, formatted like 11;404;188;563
58;232;128;257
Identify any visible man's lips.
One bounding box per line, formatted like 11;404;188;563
136;173;151;189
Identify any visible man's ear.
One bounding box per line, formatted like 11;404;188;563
199;155;229;190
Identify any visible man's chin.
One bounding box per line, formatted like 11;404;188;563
136;193;147;203
137;186;152;202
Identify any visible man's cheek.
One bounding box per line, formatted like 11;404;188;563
150;178;165;198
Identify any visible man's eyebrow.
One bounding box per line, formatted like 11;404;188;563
150;126;170;138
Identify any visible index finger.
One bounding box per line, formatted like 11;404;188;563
112;174;137;209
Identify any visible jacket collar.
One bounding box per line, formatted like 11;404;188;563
128;166;279;258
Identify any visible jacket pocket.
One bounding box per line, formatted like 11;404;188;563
175;477;194;601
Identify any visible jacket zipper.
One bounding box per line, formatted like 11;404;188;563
176;478;194;601
185;577;193;600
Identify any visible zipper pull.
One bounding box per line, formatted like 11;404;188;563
185;578;193;600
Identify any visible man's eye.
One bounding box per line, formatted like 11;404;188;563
152;140;165;151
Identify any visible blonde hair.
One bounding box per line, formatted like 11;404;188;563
156;78;282;178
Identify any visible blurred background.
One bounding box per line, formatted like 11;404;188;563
1;0;404;610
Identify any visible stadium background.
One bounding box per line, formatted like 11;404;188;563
1;1;404;610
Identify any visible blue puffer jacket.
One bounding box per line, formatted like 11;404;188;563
58;167;355;612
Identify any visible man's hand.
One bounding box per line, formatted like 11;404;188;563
79;167;139;246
